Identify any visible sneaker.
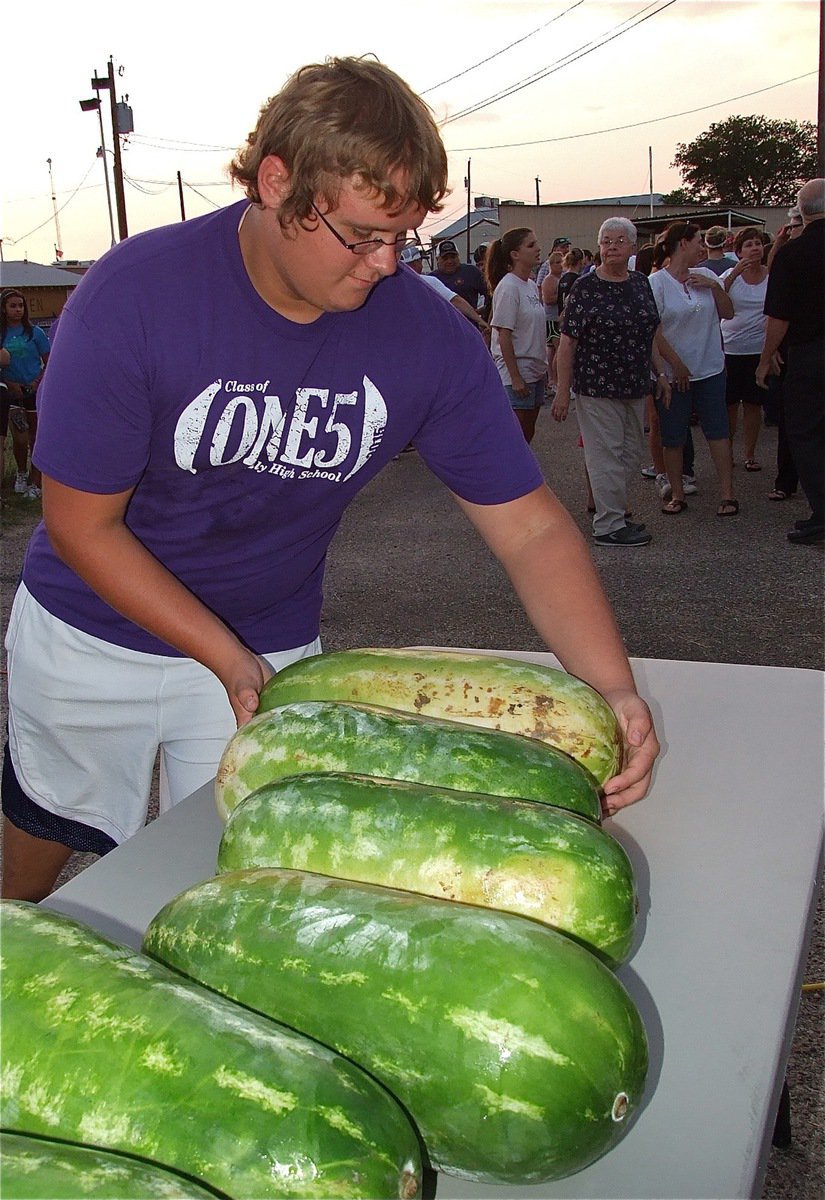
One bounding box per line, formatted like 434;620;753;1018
682;475;698;495
24;484;42;500
14;472;28;494
655;473;672;500
640;464;657;479
593;525;652;547
625;520;647;533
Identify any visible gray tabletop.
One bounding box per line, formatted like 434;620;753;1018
44;653;825;1200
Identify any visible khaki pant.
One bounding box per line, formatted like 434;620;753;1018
575;394;646;536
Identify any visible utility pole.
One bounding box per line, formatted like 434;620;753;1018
535;176;541;206
177;172;186;221
81;75;116;246
107;58;129;240
464;159;471;263
47;158;64;260
818;0;824;175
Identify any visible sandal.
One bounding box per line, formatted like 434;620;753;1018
768;489;794;501
662;498;688;514
717;499;739;517
744;460;761;471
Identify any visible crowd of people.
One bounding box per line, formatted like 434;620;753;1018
416;183;823;548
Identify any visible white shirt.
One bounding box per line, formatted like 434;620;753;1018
418;272;458;303
490;273;547;385
648;267;725;381
719;269;768;356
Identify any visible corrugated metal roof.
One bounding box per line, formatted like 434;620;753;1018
0;261;83;288
554;195;667;206
632;208;764;229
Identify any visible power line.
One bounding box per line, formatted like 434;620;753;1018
445;70;818;152
3;160;99;246
183;181;223;209
129;134;235;153
420;0;585;95
442;0;677;126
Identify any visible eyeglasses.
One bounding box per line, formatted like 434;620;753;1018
599;237;630;248
310;203;421;256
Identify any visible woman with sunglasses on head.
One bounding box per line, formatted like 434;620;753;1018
648;222;738;517
719;227;769;472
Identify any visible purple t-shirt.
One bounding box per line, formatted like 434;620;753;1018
26;201;542;655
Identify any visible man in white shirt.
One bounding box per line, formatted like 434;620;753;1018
400;246;490;338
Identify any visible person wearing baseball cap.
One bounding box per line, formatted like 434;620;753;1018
400;244;490;336
433;240;488;309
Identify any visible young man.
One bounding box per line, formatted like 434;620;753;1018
3;57;658;902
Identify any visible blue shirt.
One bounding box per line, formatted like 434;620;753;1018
2;324;49;386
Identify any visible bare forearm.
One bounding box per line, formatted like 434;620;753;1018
56;527;240;670
454;484;659;806
496;327;521;384
712;284;734;320
555;335;576;396
451;295;488;331
759;317;789;365
458;486;635;695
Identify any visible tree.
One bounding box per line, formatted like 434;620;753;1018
671;115;817;207
659;187;693;206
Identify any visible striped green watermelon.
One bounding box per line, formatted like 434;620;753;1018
217;772;636;964
215;701;602;823
0;901;422;1200
144;869;649;1185
258;648;623;785
0;1130;227;1199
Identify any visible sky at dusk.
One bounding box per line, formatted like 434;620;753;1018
2;0;818;264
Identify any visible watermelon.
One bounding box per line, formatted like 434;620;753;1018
144;869;649;1184
217;772;636;964
215;701;602;823
258;648;622;784
0;1130;227;1199
0;901;422;1200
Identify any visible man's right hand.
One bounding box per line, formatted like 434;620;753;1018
223;650;274;727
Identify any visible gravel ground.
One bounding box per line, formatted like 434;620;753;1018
1;407;822;1198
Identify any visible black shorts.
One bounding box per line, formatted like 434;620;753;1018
725;354;762;406
2;739;116;856
546;320;561;342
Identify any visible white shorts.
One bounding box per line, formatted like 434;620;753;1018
5;584;321;845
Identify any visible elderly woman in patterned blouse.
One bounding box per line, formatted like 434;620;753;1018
551;217;671;547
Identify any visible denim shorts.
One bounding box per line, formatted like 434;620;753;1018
505;378;546;411
656;371;729;446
